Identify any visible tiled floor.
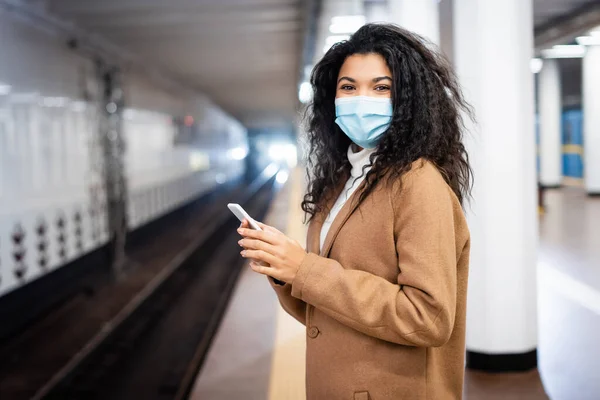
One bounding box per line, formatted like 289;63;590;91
191;179;600;400
537;188;600;400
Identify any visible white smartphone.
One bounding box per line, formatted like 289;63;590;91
227;203;262;230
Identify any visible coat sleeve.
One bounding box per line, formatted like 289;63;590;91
268;275;307;326
289;164;464;347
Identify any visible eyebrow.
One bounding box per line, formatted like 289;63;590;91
337;76;392;83
338;76;356;83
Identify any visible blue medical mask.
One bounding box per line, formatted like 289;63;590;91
334;96;393;149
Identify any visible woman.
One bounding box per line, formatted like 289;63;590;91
238;23;472;400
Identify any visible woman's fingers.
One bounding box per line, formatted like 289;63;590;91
238;220;274;267
237;227;279;245
238;238;276;254
249;261;280;280
242;249;277;266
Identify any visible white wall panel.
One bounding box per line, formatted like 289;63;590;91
0;11;91;99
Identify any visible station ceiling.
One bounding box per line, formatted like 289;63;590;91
45;0;305;128
37;0;600;128
534;0;598;27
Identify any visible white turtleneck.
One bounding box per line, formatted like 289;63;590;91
319;145;377;251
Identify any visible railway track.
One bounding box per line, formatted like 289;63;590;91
0;169;279;400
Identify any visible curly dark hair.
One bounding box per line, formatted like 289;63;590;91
301;23;474;221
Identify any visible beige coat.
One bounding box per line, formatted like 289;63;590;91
270;160;470;400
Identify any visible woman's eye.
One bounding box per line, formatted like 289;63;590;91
340;85;355;91
375;85;391;91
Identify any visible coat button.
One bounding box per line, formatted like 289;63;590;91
308;326;320;338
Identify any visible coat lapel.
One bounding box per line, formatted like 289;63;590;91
309;177;368;258
306;212;324;255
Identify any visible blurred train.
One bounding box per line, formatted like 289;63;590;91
0;90;254;298
0;12;298;341
0;92;299;341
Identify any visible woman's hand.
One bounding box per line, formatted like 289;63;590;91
238;219;307;284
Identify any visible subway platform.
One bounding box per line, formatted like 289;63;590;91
189;168;600;400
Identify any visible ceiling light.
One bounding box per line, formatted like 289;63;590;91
540;45;585;59
276;170;289;184
576;35;600;46
227;146;248;160
329;15;366;34
530;58;543;74
298;81;312;103
323;35;350;53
